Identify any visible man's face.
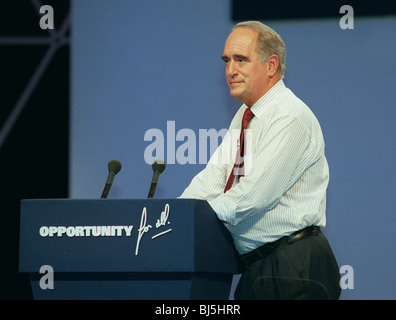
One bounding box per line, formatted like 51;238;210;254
222;28;270;107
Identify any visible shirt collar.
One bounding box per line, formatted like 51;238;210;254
248;79;286;119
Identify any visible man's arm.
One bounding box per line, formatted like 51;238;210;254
179;130;230;200
208;115;321;226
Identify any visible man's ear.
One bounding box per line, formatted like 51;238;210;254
267;54;279;77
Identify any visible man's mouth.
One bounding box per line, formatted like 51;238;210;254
229;81;243;86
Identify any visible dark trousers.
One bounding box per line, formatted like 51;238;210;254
234;232;341;300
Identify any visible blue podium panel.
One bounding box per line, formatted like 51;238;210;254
19;199;239;299
27;273;233;300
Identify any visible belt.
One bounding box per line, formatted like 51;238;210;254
239;226;321;271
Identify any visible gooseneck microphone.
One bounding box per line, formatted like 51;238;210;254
100;160;122;199
147;159;166;198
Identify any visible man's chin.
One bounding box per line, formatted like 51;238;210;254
229;87;242;96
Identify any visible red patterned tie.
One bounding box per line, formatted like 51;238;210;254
224;107;255;192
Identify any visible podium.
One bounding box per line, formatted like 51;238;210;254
19;199;239;300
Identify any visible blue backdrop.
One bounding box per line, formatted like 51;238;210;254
70;0;396;299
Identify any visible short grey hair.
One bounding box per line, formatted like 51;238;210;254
233;21;286;78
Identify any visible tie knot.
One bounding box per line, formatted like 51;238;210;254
242;108;255;129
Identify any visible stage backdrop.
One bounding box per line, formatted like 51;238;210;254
70;0;396;299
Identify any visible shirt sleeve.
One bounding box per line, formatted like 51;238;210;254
179;109;244;200
208;115;319;226
179;129;230;200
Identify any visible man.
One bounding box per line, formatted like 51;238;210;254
180;21;340;300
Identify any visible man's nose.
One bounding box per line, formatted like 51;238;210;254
226;60;238;78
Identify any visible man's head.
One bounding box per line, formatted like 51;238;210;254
221;21;286;106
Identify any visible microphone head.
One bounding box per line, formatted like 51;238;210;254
152;159;166;173
108;159;122;174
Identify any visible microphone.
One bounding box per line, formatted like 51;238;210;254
147;159;166;198
100;160;122;199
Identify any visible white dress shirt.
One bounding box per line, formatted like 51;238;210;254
180;80;328;254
